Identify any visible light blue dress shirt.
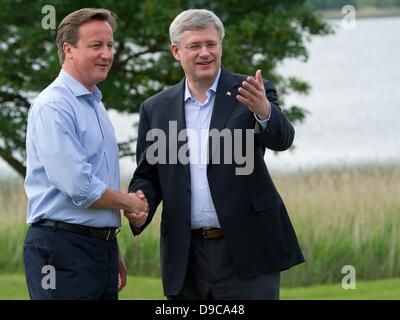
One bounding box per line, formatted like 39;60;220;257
185;68;270;229
24;69;120;228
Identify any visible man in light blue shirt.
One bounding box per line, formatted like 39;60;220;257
23;8;148;300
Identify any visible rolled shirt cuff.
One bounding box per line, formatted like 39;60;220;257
72;175;108;208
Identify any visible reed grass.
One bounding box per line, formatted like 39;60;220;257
1;163;399;287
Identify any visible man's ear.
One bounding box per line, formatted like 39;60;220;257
63;42;73;61
171;43;180;62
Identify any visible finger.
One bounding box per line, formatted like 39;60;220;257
238;86;257;103
126;211;145;221
123;210;135;218
118;277;126;292
131;211;147;219
246;76;263;92
139;202;148;213
236;95;255;112
138;211;149;225
135;212;148;222
139;200;148;212
137;192;148;206
136;189;146;199
242;80;263;97
118;266;127;292
118;271;126;292
137;219;146;228
134;218;146;228
236;94;250;105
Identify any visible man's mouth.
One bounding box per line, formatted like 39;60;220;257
196;61;213;66
96;64;109;69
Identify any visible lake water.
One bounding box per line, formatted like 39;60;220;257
1;17;399;177
271;16;400;172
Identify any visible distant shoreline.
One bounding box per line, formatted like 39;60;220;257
318;6;400;19
2;160;400;180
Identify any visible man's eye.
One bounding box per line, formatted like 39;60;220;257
187;43;201;50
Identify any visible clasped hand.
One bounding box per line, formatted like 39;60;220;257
124;190;149;229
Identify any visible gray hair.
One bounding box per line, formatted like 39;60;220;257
169;9;225;45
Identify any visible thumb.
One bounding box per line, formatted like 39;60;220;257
256;69;263;84
136;189;146;200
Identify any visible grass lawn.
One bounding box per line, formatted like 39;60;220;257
1;274;399;300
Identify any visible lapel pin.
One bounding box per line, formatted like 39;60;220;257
226;91;231;96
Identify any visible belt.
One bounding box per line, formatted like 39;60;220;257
192;227;223;239
34;219;120;241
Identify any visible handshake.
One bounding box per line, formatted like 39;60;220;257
124;189;149;230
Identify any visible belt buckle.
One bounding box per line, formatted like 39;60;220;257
106;228;120;241
202;228;213;239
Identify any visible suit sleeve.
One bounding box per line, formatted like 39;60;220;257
128;102;162;235
255;80;295;151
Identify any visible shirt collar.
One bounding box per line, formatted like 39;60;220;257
184;67;221;102
58;69;102;102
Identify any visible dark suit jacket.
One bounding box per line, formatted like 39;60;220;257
128;66;305;296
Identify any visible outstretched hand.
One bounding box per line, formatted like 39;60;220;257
236;69;271;120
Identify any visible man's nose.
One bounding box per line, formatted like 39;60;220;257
198;45;211;56
100;46;113;59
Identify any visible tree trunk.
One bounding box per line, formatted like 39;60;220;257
0;148;26;178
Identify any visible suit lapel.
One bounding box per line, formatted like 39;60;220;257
209;67;239;131
164;79;186;134
164;79;190;178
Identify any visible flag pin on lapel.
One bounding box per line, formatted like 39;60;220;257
226;91;231;96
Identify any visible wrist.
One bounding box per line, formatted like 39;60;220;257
123;192;136;212
256;111;268;120
257;101;271;120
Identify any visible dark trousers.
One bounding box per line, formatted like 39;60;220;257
23;224;118;300
168;235;280;300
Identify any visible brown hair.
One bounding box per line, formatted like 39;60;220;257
56;8;117;65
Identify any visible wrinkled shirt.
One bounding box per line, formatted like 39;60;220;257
24;69;120;227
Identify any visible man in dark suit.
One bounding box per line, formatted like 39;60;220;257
126;9;304;299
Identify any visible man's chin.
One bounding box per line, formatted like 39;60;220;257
194;69;218;82
94;73;109;84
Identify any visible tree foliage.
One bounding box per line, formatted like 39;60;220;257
0;0;331;177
